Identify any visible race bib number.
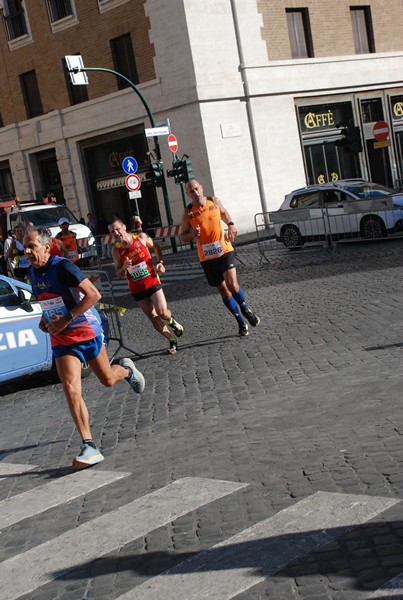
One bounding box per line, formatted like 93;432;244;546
17;255;29;268
202;241;224;258
68;250;77;261
39;296;68;322
127;261;150;281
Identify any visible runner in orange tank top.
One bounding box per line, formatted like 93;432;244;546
182;179;260;336
108;218;184;355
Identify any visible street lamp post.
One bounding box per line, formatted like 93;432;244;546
66;62;174;228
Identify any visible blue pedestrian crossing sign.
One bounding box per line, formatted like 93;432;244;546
122;157;138;175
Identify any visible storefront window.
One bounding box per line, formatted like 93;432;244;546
82;129;161;231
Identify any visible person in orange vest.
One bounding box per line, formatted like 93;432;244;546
56;218;80;264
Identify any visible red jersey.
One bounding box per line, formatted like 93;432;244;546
115;233;160;294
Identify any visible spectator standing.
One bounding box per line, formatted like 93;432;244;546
5;224;29;281
56;218;80;264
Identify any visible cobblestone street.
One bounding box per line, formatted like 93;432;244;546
1;239;403;599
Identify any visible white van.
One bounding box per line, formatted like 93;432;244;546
6;200;96;263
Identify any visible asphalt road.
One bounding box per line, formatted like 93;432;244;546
1;238;403;600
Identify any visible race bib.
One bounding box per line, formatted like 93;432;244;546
39;296;68;322
17;255;29;268
127;261;150;281
202;241;224;258
68;250;77;261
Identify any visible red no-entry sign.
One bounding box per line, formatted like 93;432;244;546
373;121;389;141
168;134;178;153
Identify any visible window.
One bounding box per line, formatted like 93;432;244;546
290;191;320;209
0;160;15;200
62;57;88;105
97;0;130;14
46;0;73;22
20;70;43;119
350;6;375;54
286;8;314;59
2;0;28;40
110;33;139;89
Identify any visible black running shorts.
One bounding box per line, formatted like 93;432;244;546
131;283;162;301
201;251;236;287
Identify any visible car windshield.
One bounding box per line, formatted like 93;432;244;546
344;183;394;199
14;206;79;228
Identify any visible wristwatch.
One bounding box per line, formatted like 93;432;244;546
228;221;235;226
66;311;74;321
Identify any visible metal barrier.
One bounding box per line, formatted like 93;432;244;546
86;269;142;361
84;234;114;266
255;201;403;261
147;224;196;267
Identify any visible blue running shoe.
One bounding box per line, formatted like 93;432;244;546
72;442;104;470
120;357;145;394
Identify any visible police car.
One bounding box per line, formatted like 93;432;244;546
0;274;53;383
0;274;107;384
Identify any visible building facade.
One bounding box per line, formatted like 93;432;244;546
1;0;403;234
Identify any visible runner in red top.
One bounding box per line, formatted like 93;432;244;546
109;218;184;354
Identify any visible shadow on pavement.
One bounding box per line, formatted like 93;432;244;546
53;517;403;595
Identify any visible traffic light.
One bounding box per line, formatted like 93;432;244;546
166;157;194;185
335;121;362;154
183;157;194;182
145;160;164;187
167;158;186;184
347;125;363;154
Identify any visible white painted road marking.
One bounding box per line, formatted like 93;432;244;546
0;462;36;476
0;462;36;482
369;574;403;597
117;491;400;600
0;469;129;529
0;477;247;600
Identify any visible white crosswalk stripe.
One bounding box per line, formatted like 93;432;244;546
0;462;35;481
0;469;129;529
1;462;401;599
105;266;203;297
1;474;247;600
369;574;403;597
116;491;400;600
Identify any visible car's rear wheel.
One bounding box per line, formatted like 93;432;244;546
280;224;303;248
360;215;387;239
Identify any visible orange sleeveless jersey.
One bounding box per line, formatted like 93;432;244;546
115;233;160;294
57;231;78;262
188;197;233;262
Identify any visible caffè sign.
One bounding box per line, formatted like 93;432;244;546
299;102;353;133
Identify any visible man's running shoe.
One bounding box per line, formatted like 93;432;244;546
238;321;249;336
242;308;260;327
72;442;104;470
169;316;184;338
167;338;177;354
119;357;145;394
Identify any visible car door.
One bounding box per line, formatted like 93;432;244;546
0;277;52;383
322;190;358;237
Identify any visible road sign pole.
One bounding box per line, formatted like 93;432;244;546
67;65;174;232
